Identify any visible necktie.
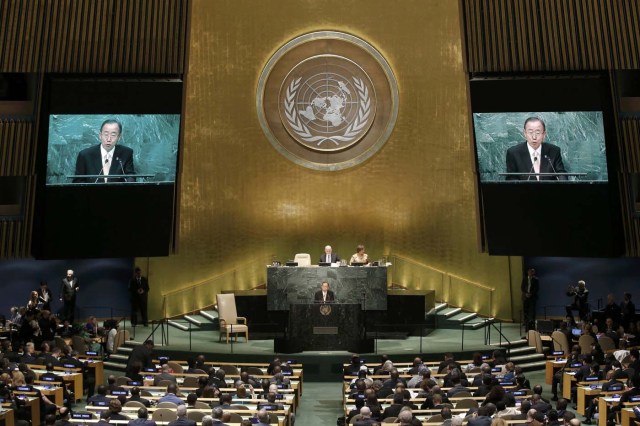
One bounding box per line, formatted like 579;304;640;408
103;156;110;182
327;254;330;263
323;292;326;302
527;277;531;293
533;153;540;180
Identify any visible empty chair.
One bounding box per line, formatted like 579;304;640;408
527;329;544;354
227;413;243;423
186;411;205;422
428;414;443;423
152;408;177;422
54;336;66;350
293;253;311;266
382;418;397;423
156;401;178;409
140;390;153;397
452;391;472;398
115;376;132;386
182;376;199;387
113;329;130;353
578;334;596;355
246;366;264;375
216;293;249;343
124;401;146;408
598;335;616;352
551;330;570;354
71;335;88;353
218;364;239;375
229;404;249;410
157;380;175;388
455;398;479;409
194;401;210;409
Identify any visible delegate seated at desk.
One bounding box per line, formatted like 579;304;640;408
314;281;335;303
319;245;340;264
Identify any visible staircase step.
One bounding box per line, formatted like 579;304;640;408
450;313;478;323
168;320;189;331
200;310;219;322
508;346;536;355
466;318;494;329
109;354;129;362
441;308;462;318
508;353;545;363
491;338;527;347
104;361;127;371
428;303;448;315
117;346;133;353
517;360;547;372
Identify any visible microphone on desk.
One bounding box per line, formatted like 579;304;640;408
544;155;559;180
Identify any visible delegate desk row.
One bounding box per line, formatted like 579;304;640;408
91;387;297;413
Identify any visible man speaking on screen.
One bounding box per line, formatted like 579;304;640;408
73;119;135;183
505;117;567;181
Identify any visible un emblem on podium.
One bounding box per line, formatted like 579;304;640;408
257;31;398;171
319;304;332;316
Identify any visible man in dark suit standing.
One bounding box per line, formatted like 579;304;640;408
319;245;340;263
59;269;79;323
314;281;335;303
37;281;53;312
73;119;135;183
129;267;150;327
505;117;567;181
521;268;539;331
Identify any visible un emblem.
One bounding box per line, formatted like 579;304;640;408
257;32;398;171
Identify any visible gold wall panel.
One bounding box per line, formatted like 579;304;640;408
145;0;519;320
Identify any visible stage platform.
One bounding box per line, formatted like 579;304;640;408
114;322;525;381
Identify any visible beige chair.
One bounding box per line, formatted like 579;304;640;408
527;329;544;354
152;408;177;422
71;335;88;352
124;401;146;408
551;330;571;354
194;401;210;409
428;414;443;423
246;366;264;375
157;379;175;388
115;376;132;386
453;391;472;398
217;293;249;343
218;364;239;375
455;398;478;409
382;417;397;423
579;334;596;354
293;253;311;266
598;335;616;352
156;401;178;409
54;336;67;350
182;376;199;387
187;411;205;422
228;413;243;423
113;329;130;353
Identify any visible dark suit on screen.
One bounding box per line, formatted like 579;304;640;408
74;144;135;183
314;290;335;303
505;142;567;180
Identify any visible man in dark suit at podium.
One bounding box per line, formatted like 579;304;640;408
505;117;567;181
314;281;335;303
74;119;136;183
319;245;340;263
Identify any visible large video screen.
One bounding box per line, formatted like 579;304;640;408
46;114;180;185
469;73;622;257
32;77;183;259
473;111;608;182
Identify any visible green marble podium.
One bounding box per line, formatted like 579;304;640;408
266;266;388;311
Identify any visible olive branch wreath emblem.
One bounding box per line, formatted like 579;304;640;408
284;76;371;146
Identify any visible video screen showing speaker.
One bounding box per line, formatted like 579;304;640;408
469;73;622;257
33;77;183;259
46;114;179;185
473;111;608;182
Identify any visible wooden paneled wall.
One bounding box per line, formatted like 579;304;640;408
461;0;640;255
0;0;189;258
462;0;640;72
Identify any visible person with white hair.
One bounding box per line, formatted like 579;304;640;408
59;269;79;323
354;406;377;426
566;280;589;322
167;405;195;426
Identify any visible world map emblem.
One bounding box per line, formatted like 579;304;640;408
257;31;398;171
280;57;376;152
